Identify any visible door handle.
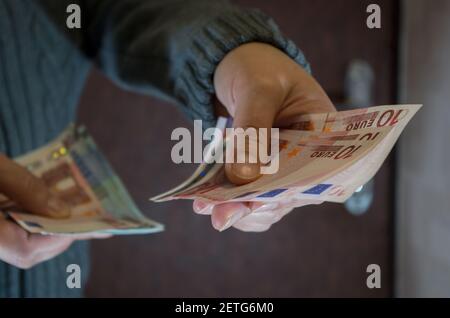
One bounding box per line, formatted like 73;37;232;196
342;60;375;216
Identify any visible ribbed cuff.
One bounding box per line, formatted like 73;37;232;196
174;7;311;129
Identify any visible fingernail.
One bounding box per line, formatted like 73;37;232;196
199;206;213;215
233;163;259;178
193;200;207;212
46;196;71;219
230;163;261;185
193;201;214;215
218;206;250;232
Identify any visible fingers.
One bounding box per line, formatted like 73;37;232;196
193;200;214;215
224;92;280;185
194;200;280;232
0;216;112;269
194;199;324;233
214;43;336;185
210;202;251;232
0;217;74;269
232;199;323;232
25;235;74;267
232;205;293;232
223;73;284;186
0;154;70;218
233;221;273;233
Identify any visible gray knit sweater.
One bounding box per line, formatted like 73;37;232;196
0;0;309;297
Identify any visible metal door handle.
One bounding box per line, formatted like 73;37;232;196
342;60;375;216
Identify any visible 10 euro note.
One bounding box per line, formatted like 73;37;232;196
0;125;164;236
283;104;422;202
151;104;421;204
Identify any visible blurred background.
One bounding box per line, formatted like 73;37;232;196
75;0;449;297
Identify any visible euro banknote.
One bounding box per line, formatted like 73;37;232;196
0;125;164;236
151;104;421;204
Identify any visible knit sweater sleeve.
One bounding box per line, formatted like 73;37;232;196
85;0;311;128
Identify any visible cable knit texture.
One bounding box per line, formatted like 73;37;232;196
0;0;310;297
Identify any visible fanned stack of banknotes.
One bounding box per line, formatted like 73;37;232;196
0;125;164;235
0;104;420;236
152;104;421;205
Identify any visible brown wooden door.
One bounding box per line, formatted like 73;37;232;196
80;0;398;297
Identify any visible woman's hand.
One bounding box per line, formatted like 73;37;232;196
193;42;335;232
0;154;109;269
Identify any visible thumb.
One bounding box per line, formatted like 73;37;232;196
0;154;70;218
225;94;279;185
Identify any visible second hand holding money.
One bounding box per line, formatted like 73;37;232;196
196;42;336;232
0;154;111;269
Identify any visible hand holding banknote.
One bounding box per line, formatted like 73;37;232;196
0;126;164;238
162;104;420;233
0;154;110;269
152;44;421;233
199;42;336;232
